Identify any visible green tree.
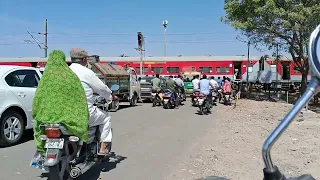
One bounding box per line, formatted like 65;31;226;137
222;0;320;93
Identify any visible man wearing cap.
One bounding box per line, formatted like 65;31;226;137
69;48;113;156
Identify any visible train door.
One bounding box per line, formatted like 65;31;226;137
233;61;242;80
282;61;290;80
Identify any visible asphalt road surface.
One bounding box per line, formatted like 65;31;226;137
0;100;216;180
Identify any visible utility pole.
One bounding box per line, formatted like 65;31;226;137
44;19;48;58
246;41;250;89
163;20;168;56
276;43;279;98
136;32;144;77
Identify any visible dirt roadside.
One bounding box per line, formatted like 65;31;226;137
165;99;320;180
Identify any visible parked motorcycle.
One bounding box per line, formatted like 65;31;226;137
197;93;211;115
108;84;120;112
191;90;201;107
197;25;320;180
163;89;177;109
30;85;118;180
152;89;162;107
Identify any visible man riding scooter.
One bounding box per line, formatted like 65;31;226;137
165;75;179;106
69;48;113;156
222;77;232;105
199;74;215;107
175;74;185;101
151;74;163;105
191;75;200;104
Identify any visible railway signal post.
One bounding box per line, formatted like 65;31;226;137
136;32;145;77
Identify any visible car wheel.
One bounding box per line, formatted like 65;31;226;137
0;110;25;147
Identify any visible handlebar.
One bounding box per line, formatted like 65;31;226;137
262;25;320;179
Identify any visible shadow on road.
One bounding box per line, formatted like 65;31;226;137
77;154;127;180
0;129;34;148
38;153;127;180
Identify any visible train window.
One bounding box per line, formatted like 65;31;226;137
216;67;230;73
151;67;164;73
167;67;180;73
136;67;148;73
199;66;212;73
191;67;196;72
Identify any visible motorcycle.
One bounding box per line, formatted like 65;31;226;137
108;84;120;112
211;89;218;106
152;89;162;107
191;90;201;107
198;25;320;180
197;93;211;115
163;89;177;109
223;92;232;106
30;85;118;180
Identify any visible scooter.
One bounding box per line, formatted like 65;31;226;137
163;89;177;109
198;24;320;180
30;85;118;180
223;93;232;106
191;90;201;107
152;89;162;107
197;93;211;115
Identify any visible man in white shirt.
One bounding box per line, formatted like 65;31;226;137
69;48;113;156
175;74;185;98
192;75;200;91
209;76;219;89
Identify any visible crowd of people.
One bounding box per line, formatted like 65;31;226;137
149;73;233;103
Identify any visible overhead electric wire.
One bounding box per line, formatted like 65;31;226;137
0;39;240;46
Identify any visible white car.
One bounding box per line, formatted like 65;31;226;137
0;65;43;146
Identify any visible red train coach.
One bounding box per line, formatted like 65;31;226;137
0;56;311;84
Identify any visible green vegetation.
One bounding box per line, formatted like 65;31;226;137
222;0;320;93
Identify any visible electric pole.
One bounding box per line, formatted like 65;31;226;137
163;20;168;56
44;19;48;58
276;43;279;98
246;41;250;89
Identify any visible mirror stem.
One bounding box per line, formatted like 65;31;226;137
262;77;319;171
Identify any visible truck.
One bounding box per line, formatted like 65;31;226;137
91;62;141;111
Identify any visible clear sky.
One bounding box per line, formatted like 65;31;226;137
0;0;277;58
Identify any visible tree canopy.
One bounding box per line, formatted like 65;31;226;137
222;0;320;92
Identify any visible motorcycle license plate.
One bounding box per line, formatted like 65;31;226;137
45;138;64;149
151;93;156;96
164;99;169;102
198;99;204;105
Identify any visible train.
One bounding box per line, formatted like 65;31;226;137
0;56;311;88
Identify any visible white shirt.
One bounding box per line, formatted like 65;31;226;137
192;78;200;90
175;78;184;87
209;79;219;89
69;63;112;114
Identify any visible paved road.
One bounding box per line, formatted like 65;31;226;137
0;100;216;180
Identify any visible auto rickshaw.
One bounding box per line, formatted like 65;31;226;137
181;71;201;95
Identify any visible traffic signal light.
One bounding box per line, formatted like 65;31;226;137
137;32;144;48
